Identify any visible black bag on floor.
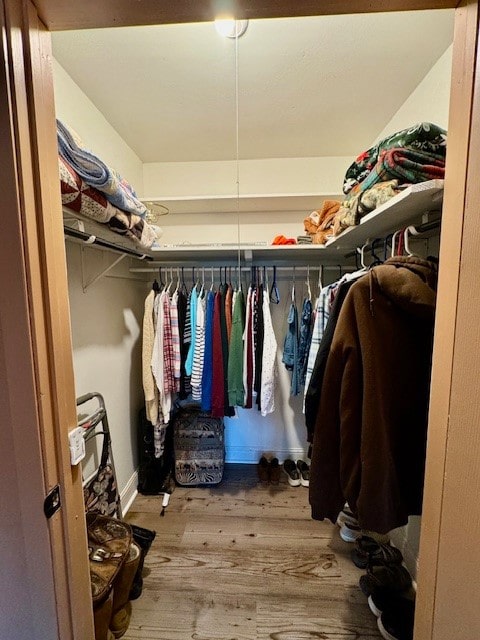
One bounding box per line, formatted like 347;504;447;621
173;404;224;486
137;409;174;495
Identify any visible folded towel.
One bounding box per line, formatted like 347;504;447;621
57;120;147;218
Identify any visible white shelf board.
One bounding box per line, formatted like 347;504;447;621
326;179;444;251
63;180;444;265
142;192;341;215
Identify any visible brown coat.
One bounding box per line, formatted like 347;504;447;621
309;256;437;533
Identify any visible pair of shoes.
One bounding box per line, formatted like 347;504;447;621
258;456;281;484
359;564;413;598
283;459;310;487
369;592;415;640
351;536;403;570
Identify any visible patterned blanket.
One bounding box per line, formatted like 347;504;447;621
343;122;447;195
60;156;157;250
334;144;445;235
57;119;147;218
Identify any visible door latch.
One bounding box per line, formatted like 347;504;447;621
44;485;61;519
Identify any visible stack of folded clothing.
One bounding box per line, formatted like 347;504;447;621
304;122;447;244
57;120;160;251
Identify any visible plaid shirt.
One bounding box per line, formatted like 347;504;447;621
303;284;335;408
170;290;181;391
162;291;175;394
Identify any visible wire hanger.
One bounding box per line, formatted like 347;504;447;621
210;266;215;292
270;266;280;304
306;266;312;302
291;267;296;303
318;265;324;293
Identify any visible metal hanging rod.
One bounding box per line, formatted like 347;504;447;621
130;265;350;274
64;225;153;261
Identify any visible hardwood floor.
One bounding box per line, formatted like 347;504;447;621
124;464;381;639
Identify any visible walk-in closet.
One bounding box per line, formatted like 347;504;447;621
3;2;480;640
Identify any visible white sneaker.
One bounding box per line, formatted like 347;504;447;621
339;521;362;543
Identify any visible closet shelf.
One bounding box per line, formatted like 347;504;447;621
63;180;443;265
63;208;154;261
146;180;444;265
140;192;341;215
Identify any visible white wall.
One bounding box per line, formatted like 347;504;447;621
66;243;148;505
373;46;452;579
375;45;452;141
143;156;351;199
53;59;144;194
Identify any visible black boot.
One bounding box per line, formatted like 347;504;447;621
129;524;156;600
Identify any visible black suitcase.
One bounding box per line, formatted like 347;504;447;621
173;404;224;486
137;409;174;495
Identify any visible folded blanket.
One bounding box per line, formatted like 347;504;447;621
60;155;157;250
358;147;445;193
333;180;401;235
304;199;342;245
343;122;447;195
57;119;147;218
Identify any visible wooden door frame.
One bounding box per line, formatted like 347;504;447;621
5;0;478;638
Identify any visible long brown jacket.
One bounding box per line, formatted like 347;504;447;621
309;256;437;533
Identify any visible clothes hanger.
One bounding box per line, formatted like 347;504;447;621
383;234;393;261
291;266;296;304
391;230;401;257
357;241;369;270
270;266;280;304
210;266;215;292
152;278;160;293
369;238;383;267
404;225;419;257
306;266;312;302
317;265;324;294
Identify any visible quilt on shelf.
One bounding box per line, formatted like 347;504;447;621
59;155;159;251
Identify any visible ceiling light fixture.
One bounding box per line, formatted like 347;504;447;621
214;18;249;39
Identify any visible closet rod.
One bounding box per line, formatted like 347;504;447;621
64;225;153;261
130;265;351;274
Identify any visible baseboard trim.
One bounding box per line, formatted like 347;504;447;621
225;446;309;464
120;470;138;516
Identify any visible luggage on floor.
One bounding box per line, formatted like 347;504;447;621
173;404;225;486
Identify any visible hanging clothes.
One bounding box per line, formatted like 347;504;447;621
227;288;246;407
297;296;313;387
142;289;159;425
309;256;438;534
304;275;362;443
201;290;216;411
185;285;198;376
191;289;206;401
177;289;190;399
282;300;300;396
254;283;264;410
243;286;254;409
303;283;336;406
170;289;181;391
260;287;277;416
211;291;225;418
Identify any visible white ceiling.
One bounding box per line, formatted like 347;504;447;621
51;10;454;164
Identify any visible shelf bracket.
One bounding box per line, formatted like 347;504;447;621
81;250;127;293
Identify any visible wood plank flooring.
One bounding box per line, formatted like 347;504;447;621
124;464;380;640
